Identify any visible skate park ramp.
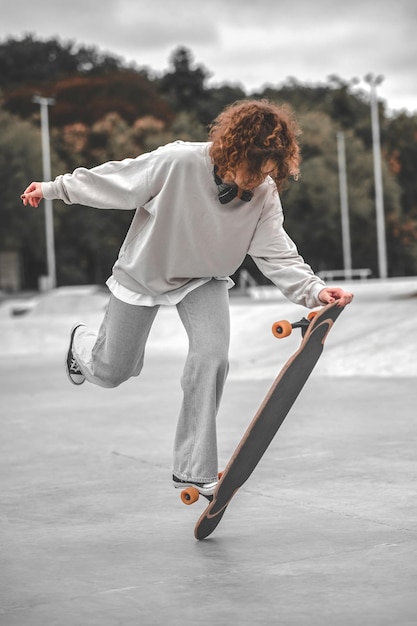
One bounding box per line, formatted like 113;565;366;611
1;277;416;378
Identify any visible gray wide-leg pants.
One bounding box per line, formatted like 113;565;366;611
72;279;230;483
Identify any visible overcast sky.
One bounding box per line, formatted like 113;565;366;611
2;0;416;114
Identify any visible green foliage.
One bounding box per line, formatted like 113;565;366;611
0;35;416;289
283;112;345;271
384;112;417;214
158;46;246;126
254;75;370;129
3;71;173;128
383;112;417;275
0;109;48;286
0;34;126;89
53;201;132;286
284;111;405;276
159;47;208;113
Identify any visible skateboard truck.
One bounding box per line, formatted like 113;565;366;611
272;310;318;339
180;472;224;506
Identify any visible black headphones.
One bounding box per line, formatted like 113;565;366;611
214;167;253;204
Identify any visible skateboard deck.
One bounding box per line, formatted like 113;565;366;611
188;300;345;540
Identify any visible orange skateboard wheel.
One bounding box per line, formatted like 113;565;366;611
272;320;292;338
181;487;199;505
307;310;319;321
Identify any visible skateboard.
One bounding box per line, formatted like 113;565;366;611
179;300;345;540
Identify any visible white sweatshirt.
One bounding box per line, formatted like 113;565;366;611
41;141;325;308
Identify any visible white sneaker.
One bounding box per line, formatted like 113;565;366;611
172;475;219;496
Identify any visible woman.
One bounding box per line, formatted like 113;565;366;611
21;99;353;495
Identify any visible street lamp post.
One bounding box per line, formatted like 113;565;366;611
33;95;56;290
364;74;388;279
336;131;352;279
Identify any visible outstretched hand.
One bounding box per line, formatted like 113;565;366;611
21;182;43;207
318;287;354;307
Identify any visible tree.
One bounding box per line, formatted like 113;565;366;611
282;111;402;276
159;47;248;127
0;106;130;289
0;108;54;287
254;76;370;130
1;37;416;287
3;71;173;128
0;34;126;89
385;112;417;215
384;112;417;274
159;47;209;114
197;83;247;126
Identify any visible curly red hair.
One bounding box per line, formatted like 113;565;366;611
208;99;301;191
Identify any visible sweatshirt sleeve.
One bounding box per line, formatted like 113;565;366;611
41;152;154;210
248;190;326;308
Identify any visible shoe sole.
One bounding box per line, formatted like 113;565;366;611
65;324;86;386
173;480;218;496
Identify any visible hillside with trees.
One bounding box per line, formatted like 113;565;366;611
1;35;416;290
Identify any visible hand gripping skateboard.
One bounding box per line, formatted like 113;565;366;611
179;300;345;540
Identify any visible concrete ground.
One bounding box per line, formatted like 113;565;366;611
1;278;416;625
